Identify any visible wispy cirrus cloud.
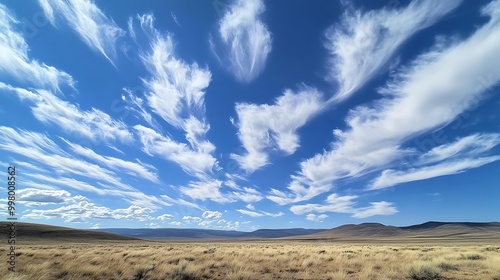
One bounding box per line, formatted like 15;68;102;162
326;0;462;102
0;4;74;91
38;0;125;63
231;0;460;174
231;187;263;203
62;139;159;183
179;178;233;204
290;194;397;219
370;133;500;189
0;5;131;145
236;209;283;218
177;177;265;204
0;126;174;211
372;157;500;190
128;14;219;177
134;125;217;177
271;0;500;205
138;22;211;131
0;83;134;143
211;0;272;83
232;87;324;173
0;126;134;191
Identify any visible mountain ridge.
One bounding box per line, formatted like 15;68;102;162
2;221;499;242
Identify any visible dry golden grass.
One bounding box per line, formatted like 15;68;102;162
2;242;500;279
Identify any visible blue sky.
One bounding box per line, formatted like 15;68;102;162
1;0;499;231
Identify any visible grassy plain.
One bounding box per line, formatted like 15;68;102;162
2;241;500;280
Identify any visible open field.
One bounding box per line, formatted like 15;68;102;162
2;241;500;280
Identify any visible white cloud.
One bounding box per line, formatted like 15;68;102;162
232;87;324;172
156;214;174;221
290;194;358;215
417;133;500;165
290;194;397;219
122;88;161;131
351;202;398;219
138;24;211;131
182;216;202;223
17;161;51;174
0;6;128;144
261;211;284;217
0;4;74;91
0;126;172;210
326;0;462;102
212;0;272;83
63;140;158;183
274;1;500;204
198;220;216;227
38;0;125;63
179;179;233;203
236;209;263;217
371;156;500;190
148;222;159;228
267;180;332;205
237;209;284;218
160;195;203;210
25;173;106;195
24;200;156;223
17;188;74;206
171;12;181;28
170;221;182;226
202;210;222;220
90;223;100;229
370;133;500;189
231;187;263;203
223;221;240;230
1;83;133;143
0;126;134;191
134;125;217;177
178;178;266;204
128;14;219;177
246;203;255;210
306;214;328;222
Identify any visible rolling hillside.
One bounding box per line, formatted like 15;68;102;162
289;221;500;242
3;221;499;243
0;222;139;243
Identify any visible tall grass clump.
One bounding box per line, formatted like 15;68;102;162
408;263;442;280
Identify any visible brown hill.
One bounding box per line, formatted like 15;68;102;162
0;222;140;243
288;222;500;242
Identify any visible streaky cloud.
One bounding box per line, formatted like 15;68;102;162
38;0;125;64
211;0;272;83
326;0;462;102
0;83;133;144
370;133;500;189
134;125;217;177
128;14;219;177
0;4;74;92
290;193;397;219
271;0;500;205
